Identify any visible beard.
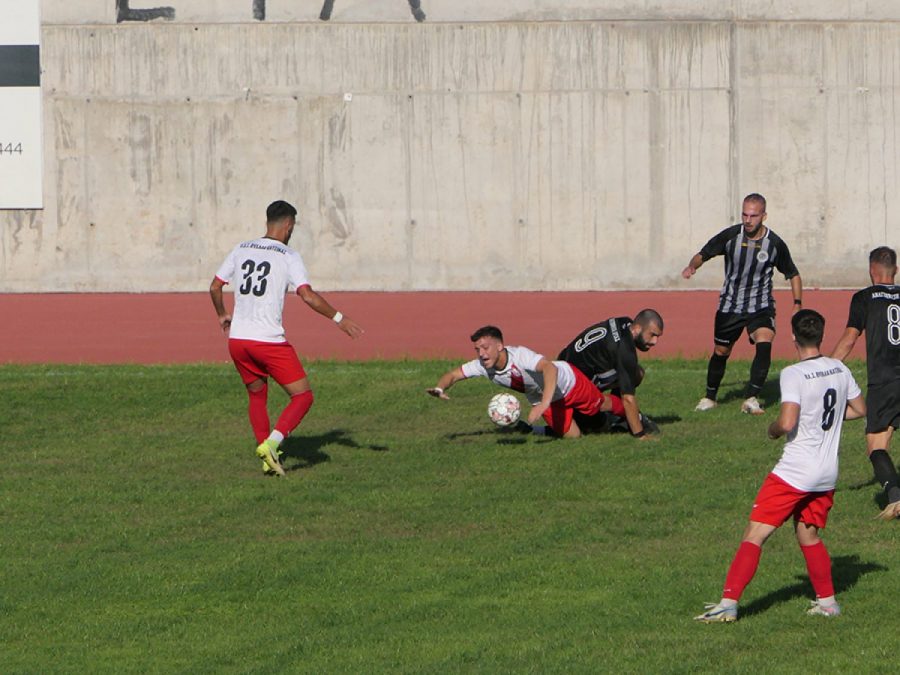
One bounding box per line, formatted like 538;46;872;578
744;222;763;238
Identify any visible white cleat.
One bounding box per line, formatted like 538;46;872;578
741;396;765;415
694;602;737;623
807;599;841;617
875;500;900;521
695;397;717;412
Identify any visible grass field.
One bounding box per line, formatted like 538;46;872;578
2;359;898;673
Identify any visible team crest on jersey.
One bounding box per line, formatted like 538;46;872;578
575;327;607;352
756;250;769;263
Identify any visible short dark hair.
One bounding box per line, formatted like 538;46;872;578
266;200;297;223
743;193;767;212
869;246;897;268
791;309;825;348
470;325;503;343
634;308;663;331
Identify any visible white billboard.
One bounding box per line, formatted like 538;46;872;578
0;0;42;209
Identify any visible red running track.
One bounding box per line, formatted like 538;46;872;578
0;290;865;364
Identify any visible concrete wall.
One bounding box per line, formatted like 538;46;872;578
2;3;899;291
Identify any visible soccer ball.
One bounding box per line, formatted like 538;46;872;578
487;392;521;427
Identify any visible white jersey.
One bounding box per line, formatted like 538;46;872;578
460;345;576;405
771;356;861;492
215;237;310;343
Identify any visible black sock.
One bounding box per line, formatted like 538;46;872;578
706;352;729;401
869;449;900;503
747;342;772;397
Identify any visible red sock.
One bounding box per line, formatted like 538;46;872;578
274;390;314;437
801;541;834;598
723;541;762;601
247;384;270;444
603;393;626;417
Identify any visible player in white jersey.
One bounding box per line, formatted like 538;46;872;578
695;309;865;623
426;325;632;438
210;200;363;475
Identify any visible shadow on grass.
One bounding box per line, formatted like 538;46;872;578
716;378;781;408
280;429;388;471
740;554;888;619
646;413;682;426
445;428;557;445
844;477;896;510
846;476;878;491
446;429;498;441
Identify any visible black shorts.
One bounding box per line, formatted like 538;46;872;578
865;383;900;434
714;309;776;346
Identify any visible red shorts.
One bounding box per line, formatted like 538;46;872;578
750;473;834;529
542;367;605;436
228;339;307;386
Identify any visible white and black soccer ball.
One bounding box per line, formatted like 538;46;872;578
487;392;521;427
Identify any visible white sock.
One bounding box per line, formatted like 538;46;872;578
719;598;738;608
817;595;837;607
268;430;284;445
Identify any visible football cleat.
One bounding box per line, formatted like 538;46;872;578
807;600;841;617
262;447;284;475
256;439;285;477
741;396;765;415
694;602;737;623
695;397;717;412
875;500;900;521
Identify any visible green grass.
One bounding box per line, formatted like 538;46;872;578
1;359;898;673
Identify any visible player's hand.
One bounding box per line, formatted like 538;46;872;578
338;316;364;339
527;403;549;424
681;266;696;279
635;433;658;442
218;315;232;335
426;387;450;400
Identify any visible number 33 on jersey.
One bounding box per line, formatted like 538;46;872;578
214;238;311;343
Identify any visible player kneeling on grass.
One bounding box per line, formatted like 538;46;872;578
426;325;638;439
558;309;664;438
695;309;865;622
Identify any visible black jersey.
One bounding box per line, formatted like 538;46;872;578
700;225;799;314
847;284;900;388
557;316;640;395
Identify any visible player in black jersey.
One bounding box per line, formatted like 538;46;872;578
558;309;664;438
831;246;900;520
682;194;803;415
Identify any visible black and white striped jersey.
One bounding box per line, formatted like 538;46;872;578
699;224;799;314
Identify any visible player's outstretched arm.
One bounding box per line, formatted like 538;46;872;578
681;253;704;279
830;327;861;361
844;394;866;421
427;367;466;400
767;402;800;439
209;277;232;334
297;285;363;339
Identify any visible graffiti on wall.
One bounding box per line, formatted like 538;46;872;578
116;0;175;22
116;0;426;23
